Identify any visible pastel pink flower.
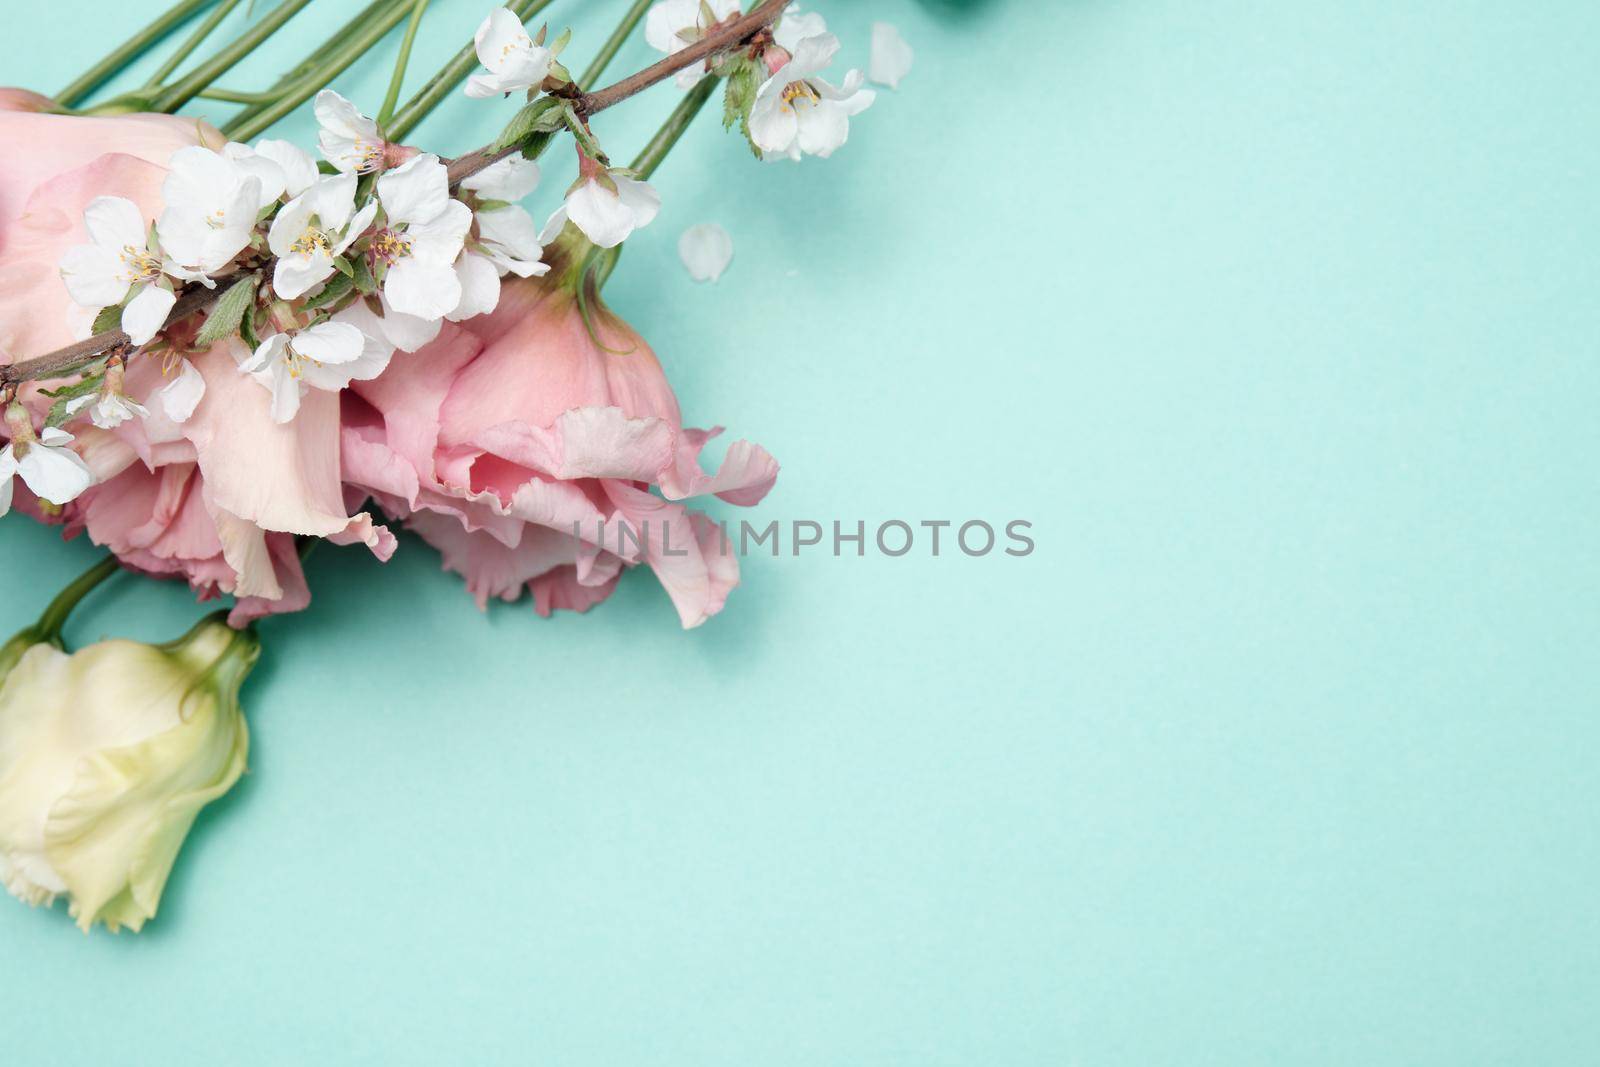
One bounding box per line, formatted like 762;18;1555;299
54;341;397;625
0;96;216;361
0;99;390;621
341;271;778;627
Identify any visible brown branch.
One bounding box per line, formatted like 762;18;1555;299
1;283;223;386
576;0;787;116
3;0;791;387
449;0;788;184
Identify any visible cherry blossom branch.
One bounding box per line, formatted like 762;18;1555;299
3;0;791;386
447;0;788;183
578;0;786;116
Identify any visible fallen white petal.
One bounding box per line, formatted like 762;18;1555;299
869;23;913;89
678;223;734;283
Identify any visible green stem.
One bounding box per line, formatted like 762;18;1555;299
222;0;416;143
222;0;402;134
579;0;653;91
631;74;719;179
586;75;720;292
56;0;216;107
376;0;432;129
152;0;316;114
142;0;245;90
199;85;285;105
35;556;120;644
385;0;557;143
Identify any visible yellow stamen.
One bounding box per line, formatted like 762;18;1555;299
292;228;333;257
371;229;413;263
781;81;821;112
119;245;162;283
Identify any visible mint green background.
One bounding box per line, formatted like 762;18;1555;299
3;1;1597;1063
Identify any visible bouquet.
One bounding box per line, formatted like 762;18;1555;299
0;0;911;932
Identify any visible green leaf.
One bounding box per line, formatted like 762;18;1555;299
474;198;512;213
496;96;563;151
193;275;259;348
304;271;355;311
91;305;123;335
332;256;355;278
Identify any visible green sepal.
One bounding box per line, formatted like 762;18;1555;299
723;59;758;130
43;372;107;429
239;300;262;351
562;103;608;164
351;256;377;296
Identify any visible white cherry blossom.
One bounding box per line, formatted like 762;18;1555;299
267;171;379;299
453;156;548;320
237;322;392;424
223;138;319;205
773;5;828;52
749;34;875;162
645;0;740;87
158;146;264;276
372;155;473;321
316;90;392;174
340;294;441;354
541;155;660;250
57;196;178;346
458;154;542;203
473;205;547;278
64;363;148;430
0;410;92;515
466;8;554;98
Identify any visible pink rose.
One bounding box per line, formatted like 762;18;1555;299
58;343;397;626
0;91;215;360
0;95;393;622
341;270;779;627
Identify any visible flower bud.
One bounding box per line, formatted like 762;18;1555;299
0;613;257;932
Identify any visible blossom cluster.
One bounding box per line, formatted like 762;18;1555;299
0;1;915;934
0;2;910;629
55;91;549;431
648;1;889;161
